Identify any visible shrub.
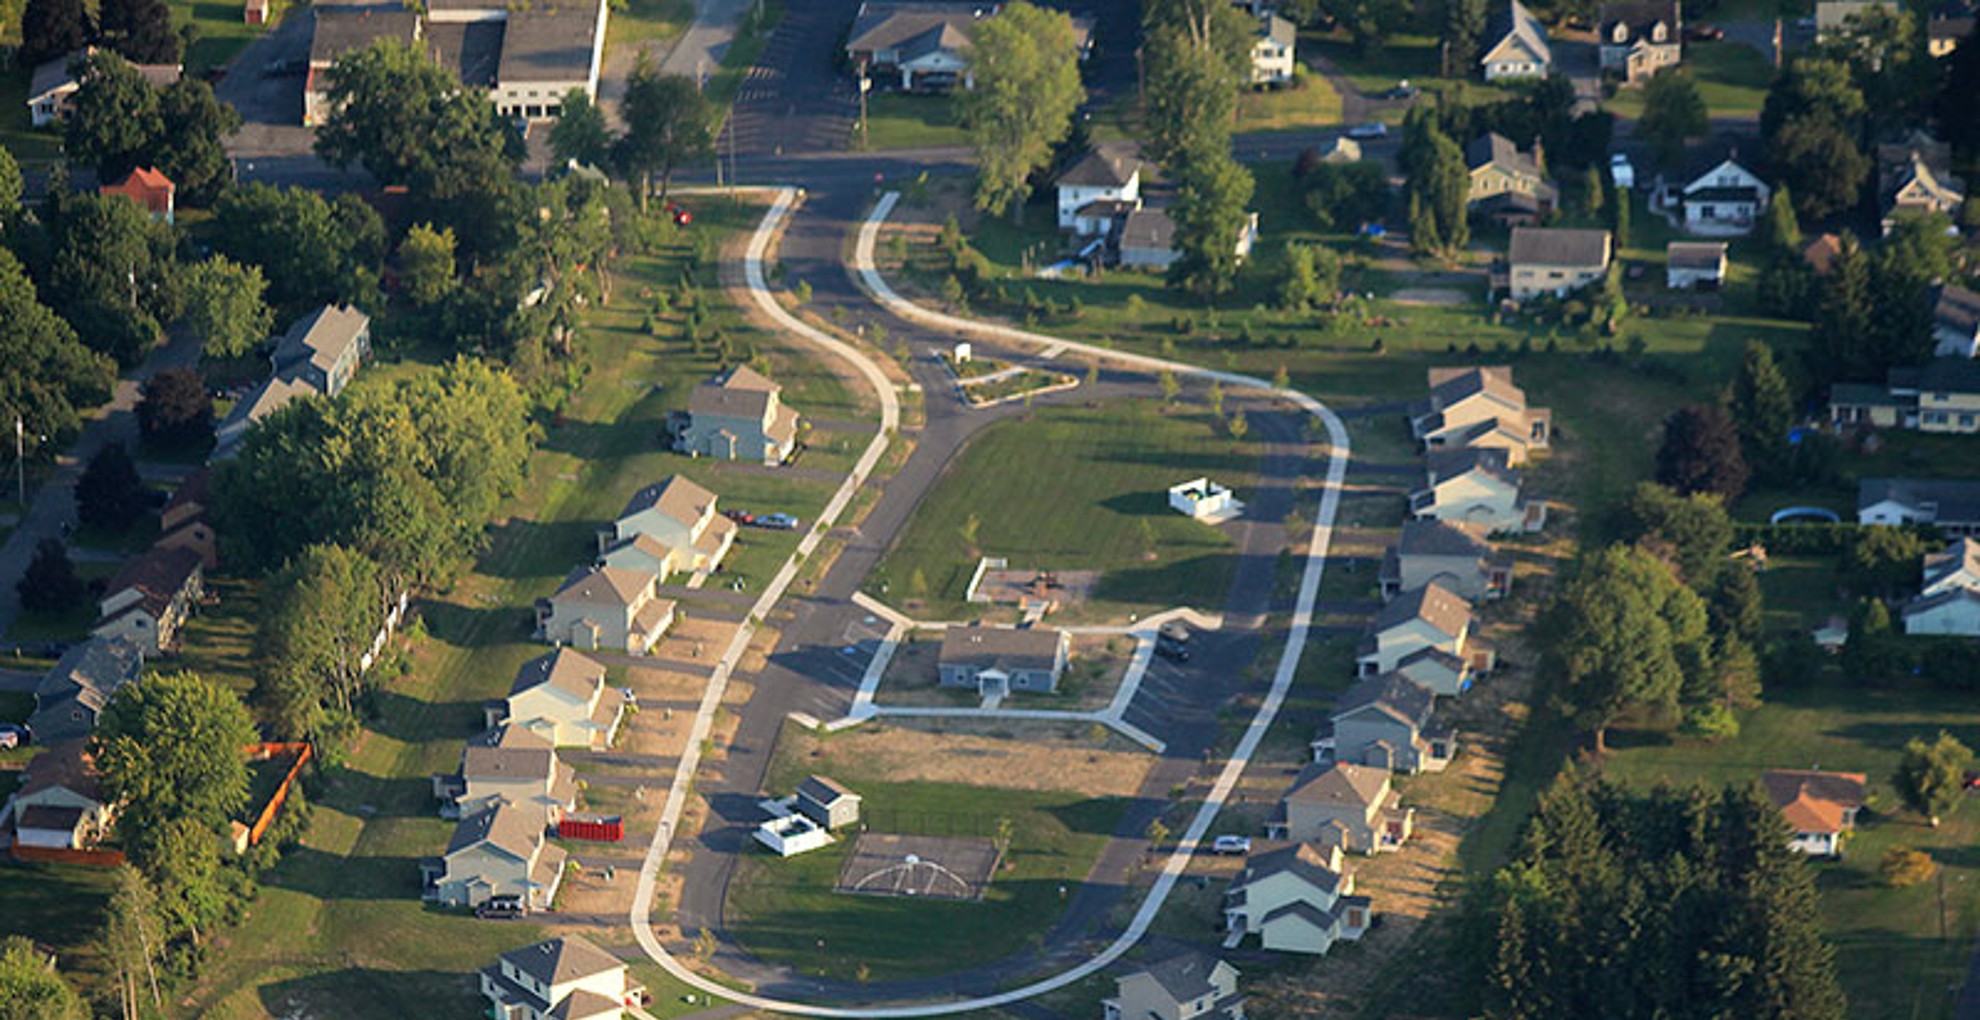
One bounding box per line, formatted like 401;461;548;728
1879;846;1937;888
1680;702;1740;741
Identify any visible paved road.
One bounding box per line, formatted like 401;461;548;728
0;330;203;644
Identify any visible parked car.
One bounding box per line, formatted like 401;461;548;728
1346;122;1388;140
664;201;692;226
1211;835;1252;855
475;895;527;919
723;509;756;525
0;725;26;750
1684;23;1724;40
1382;80;1418;99
1154;641;1192;663
756;513;800;531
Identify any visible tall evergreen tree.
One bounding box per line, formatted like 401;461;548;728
98;0;180;64
1809;233;1875;383
18;0;93;69
1730;340;1795;481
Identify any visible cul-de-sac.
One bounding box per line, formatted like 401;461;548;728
0;0;1977;1015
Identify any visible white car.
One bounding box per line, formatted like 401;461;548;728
1210;835;1252;855
1345;122;1388;140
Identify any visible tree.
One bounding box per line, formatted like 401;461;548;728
400;222;458;308
0;145;22;234
42;190;178;367
17;539;85;613
180;256;275;359
0;937;87;1020
315;39;519;188
1879;846;1937;887
98;866;164;1020
137;367;214;449
1406;122;1469;257
1159;369;1181;402
1730;340;1794;481
94;671;256;866
1847;526;1930;598
1808;233;1874;382
1710;562;1764;641
957;1;1084;219
1439;0;1488;76
212;184;384;312
615;56;712;210
76;441;147;532
1937;17;1980;156
1764;187;1802;252
1762;59;1870;221
154;78;242;204
1895;731;1974;827
1278;242;1332;310
1301;160;1390;230
1636;72;1708;169
0;249;117;447
1543;544;1708;752
1655;403;1750;502
1170;150;1255;298
19;0;92;69
99;0;179;63
63;51;165;183
1620;482;1735;589
1842;596;1906;684
1313;0;1411;53
549;88;613;169
257;543;385;741
1612;181;1631;248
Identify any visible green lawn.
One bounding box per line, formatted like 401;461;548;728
728;730;1129;981
1305;30;1516;120
1601;676;1980;1020
0;862;118;979
173;0;271;74
178;195;879;1018
1235;74;1344;133
859;92;969;151
605;0;692;62
1606;42;1777;119
864;400;1257;618
0;69;62;167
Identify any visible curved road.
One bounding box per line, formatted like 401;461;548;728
626;185;1352;1015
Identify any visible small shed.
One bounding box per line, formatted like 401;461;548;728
1169;478;1241;522
796;776;862;830
1609;152;1635;191
755;812;832;857
1666;241;1728;290
244;0;267;23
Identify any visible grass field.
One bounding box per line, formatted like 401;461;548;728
1236;75;1345;132
0;69;62;167
1605;41;1777;119
1601;676;1980;1020
605;0;692;62
864;400;1256;618
173;0;270;74
170;196;876;1019
727;729;1129;981
860;93;969;151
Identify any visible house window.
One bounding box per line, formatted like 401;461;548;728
1926;412;1948;425
1962;415;1975;428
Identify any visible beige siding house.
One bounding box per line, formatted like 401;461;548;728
1504;227;1612;299
1466;133;1557;210
1412;448;1542;533
596;475;738;582
536;566;675;655
501;648;629;750
426;798;565;909
1313;672;1456;774
270;304;371;399
434;724;578;828
1409;366;1552;464
1380;519;1512;602
1267;762;1414;854
1222;843;1372;954
1598;0;1682;82
938;625;1069;695
1356;580;1493;689
93;546;205;655
1480;0;1552;79
679;365;802;465
1103;950;1245;1020
481;935;641;1020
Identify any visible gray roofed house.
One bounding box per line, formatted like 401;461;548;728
846;1;1092;90
212;375;322;461
1119;208;1180;269
1055;146;1146;234
424;20;504;87
1057;146;1141;190
1250;13;1296;85
1931;14;1974;55
938;624;1070;695
680;364;803;465
501;647;632;749
1103;949;1245;1020
1380;518;1513;602
271;304;372;398
29;637;143;745
1222;842;1373;954
1315;671;1457;773
1358;579;1492;687
1883;150;1966;235
480;935;638;1020
496;2;605;83
1412;445;1543;534
430;796;567;909
1859;477;1980;534
1269;761;1414;853
306;6;422;124
1480;0;1552;79
535;564;675;655
1505;227;1613;299
1465;133;1558;212
1368;581;1473;644
1667;241;1728;289
502;934;625;987
1598;0;1682;81
26;48;181;127
1932;284;1980;358
795;775;862;829
1410;366;1552;464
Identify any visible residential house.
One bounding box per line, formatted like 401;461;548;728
1932;284;1980;359
1760;768;1867;856
156;469;217;570
1503;227;1613;299
271;305;372;399
844;1;1093;91
481;935;642;1020
534;565;676;655
99;167;175;224
1882;150;1965;235
425;798;566;909
1222;842;1372;954
1465;133;1558;215
1666;241;1728;289
1312;671;1456;774
1102;950;1245;1020
1859;477;1980;535
679;364;803;465
1901;537;1980;634
1118;208;1260;269
1829;360;1980;430
1816;0;1886;38
1930;14;1974;56
28;638;143;745
26;48;180;126
938;625;1069;695
212;375;322;461
1266;762;1414;853
1480;0;1552;80
501;648;630;749
1318;136;1361;164
0;741;116;850
1671;153;1770;235
1356;580;1492;687
1408;365;1553;464
595;475;738;581
1056;146;1143;235
1411;447;1544;533
1379;518;1512;602
434;724;577;827
93;545;204;654
306;6;423;125
1250;14;1297;86
795;776;862;830
1598;0;1682;83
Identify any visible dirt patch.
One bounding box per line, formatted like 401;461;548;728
782;721;1153;798
649;615;737;664
1389;287;1474;307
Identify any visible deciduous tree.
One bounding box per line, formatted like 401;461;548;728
256;542;385;741
63;51;164;183
19;0;92;69
212;184;383;312
94;670;257;862
0;936;87;1020
0;145;21;233
76;440;146;531
1170;149;1255;297
154;78;242;204
1896;731;1974;827
180;255;274;359
99;0;179;64
0;248;116;447
615;55;711;210
1636;72;1708;169
399;222;457;308
549;88;613;169
1655;403;1750;502
1543;544;1707;752
957;0;1084;219
137;367;214;449
315;39;518;188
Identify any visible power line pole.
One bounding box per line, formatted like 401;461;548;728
14;416;23;509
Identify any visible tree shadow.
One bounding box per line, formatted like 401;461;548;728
480;516;604;580
418;600;540;651
256;966;490;1020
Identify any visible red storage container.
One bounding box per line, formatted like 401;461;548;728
557;814;624;842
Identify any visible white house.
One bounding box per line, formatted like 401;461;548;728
500;648;630;750
1168;478;1241;522
1222;842;1372;954
1760;769;1865;856
1356;580;1492;686
1411;447;1545;533
1858;478;1980;535
1673;154;1770;235
1480;0;1552;80
0;741;116;851
1103;951;1246;1019
1666;241;1728;289
1904;537;1980;634
1250;14;1297;86
534;565;676;655
1055;146;1143;234
480;935;643;1020
426;798;566;909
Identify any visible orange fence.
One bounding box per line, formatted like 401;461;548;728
245;742;312;847
11;845;127;867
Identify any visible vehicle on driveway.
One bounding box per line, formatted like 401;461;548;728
756;512;800;531
0;725;26;749
1155;622;1192;662
723;509;756;525
1210;835;1252;855
1346;122;1388;140
1684;23;1724;40
475;895;527;919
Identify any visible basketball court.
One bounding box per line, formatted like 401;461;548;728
835;833;1001;902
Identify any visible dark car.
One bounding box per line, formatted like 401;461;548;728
723;509;756;525
475;895;527;919
1154;641;1192;663
1684;23;1724;40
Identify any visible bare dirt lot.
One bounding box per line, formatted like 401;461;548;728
780;721;1155;798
